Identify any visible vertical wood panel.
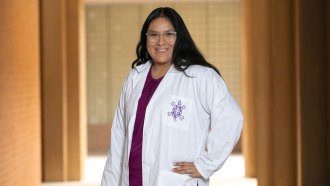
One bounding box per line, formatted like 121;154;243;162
242;0;298;185
0;1;41;185
41;0;68;181
42;0;85;181
327;0;330;181
241;0;256;177
251;0;273;185
243;0;330;185
66;0;86;180
271;0;297;185
294;0;302;185
298;0;329;185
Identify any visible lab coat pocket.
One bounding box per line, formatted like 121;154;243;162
162;95;193;131
157;170;195;186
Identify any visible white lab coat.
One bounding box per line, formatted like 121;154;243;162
101;61;243;186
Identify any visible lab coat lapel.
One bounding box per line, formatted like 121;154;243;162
127;62;151;151
147;64;180;104
143;65;178;128
128;62;179;145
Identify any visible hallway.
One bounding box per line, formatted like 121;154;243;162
1;1;329;186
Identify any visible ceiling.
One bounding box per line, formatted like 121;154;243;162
85;0;239;4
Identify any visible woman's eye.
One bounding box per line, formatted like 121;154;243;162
150;33;158;37
166;32;176;37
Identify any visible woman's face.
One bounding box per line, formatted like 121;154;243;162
146;17;176;66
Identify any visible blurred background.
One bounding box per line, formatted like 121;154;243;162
0;0;329;186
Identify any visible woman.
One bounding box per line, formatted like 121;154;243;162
101;7;243;186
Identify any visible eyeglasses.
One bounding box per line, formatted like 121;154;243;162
146;31;177;43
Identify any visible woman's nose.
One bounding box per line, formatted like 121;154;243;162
157;34;166;44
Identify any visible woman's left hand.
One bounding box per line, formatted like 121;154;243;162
172;162;202;178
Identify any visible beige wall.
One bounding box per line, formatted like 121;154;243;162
86;2;241;123
0;1;41;186
85;2;242;153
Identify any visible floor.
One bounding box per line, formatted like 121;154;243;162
42;154;257;186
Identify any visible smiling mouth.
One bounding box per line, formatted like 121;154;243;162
156;48;167;52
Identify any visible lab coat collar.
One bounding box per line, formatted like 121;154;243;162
134;60;180;74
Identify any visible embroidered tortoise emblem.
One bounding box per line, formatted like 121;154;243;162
168;100;186;121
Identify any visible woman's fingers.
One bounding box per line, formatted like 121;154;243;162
172;162;193;174
172;162;201;178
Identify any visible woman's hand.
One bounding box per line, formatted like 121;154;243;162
172;162;202;178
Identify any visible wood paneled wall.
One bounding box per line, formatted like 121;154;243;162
298;0;329;185
0;1;41;186
41;0;86;181
242;0;330;185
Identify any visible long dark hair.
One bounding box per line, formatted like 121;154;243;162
131;7;221;76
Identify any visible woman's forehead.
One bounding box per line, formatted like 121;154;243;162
148;17;175;31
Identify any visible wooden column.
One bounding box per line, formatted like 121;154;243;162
327;0;330;180
66;0;86;180
252;0;274;184
297;0;329;185
242;0;297;185
242;0;273;183
270;0;297;185
0;1;41;185
41;0;85;181
241;0;257;178
41;0;68;181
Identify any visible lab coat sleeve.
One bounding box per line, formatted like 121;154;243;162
101;79;128;186
194;69;243;179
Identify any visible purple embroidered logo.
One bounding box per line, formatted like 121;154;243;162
168;100;186;121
